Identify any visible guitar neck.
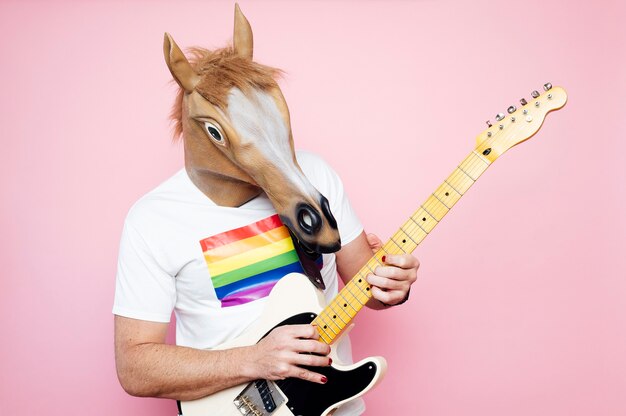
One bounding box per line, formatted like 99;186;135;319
312;147;494;344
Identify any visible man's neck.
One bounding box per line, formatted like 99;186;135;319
185;166;262;207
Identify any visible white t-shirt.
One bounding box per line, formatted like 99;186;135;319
113;151;365;415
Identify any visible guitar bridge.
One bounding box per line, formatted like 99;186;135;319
234;380;284;415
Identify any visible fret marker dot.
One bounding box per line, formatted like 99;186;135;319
445;192;449;196
358;279;362;282
366;287;370;291
323;325;327;329
333;315;336;319
422;217;426;221
343;303;347;307
402;239;406;243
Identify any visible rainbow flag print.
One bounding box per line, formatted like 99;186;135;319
200;214;320;308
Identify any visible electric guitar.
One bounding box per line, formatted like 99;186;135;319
179;84;568;416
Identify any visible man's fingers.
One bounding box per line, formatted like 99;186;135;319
294;339;331;356
286;324;320;340
290;366;328;384
372;266;408;281
367;273;405;290
383;253;420;269
371;286;405;305
292;351;332;367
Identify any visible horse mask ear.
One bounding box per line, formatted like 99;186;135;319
163;32;200;93
233;3;253;59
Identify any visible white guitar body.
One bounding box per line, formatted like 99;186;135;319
179;272;387;416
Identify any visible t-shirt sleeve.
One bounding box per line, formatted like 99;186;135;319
300;152;364;246
112;219;176;323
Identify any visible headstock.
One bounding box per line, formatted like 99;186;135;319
476;83;567;161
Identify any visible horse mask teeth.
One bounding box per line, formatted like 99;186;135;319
163;4;342;271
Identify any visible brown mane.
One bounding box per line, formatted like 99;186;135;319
170;47;282;139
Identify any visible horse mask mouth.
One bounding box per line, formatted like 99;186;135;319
163;4;343;256
279;196;341;255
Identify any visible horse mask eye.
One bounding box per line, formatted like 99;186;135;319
204;121;224;143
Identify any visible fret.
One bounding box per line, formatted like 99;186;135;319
448;168;475;194
353;274;372;296
411;208;437;233
316;321;340;344
407;214;428;234
384;239;406;254
346;279;371;304
365;257;383;275
472;149;491;166
432;192;451;209
360;259;378;275
317;332;332;344
456;164;477;181
393;228;419;253
420;203;438;221
316;311;337;333
342;283;366;308
319;311;342;335
422;196;448;221
328;300;351;324
434;181;463;207
390;234;406;250
316;328;334;344
444;179;463;196
314;148;494;345
314;272;374;344
337;291;359;316
349;278;369;303
313;318;334;344
460;152;490;180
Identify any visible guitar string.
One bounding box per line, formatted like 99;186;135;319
274;148;493;398
253;117;522;406
265;166;474;402
313;118;522;343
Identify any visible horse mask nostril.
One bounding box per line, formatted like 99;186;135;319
320;195;337;230
297;204;322;235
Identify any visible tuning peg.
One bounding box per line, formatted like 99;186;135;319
486;120;492;127
531;90;540;98
495;113;505;121
543;82;552;91
507;105;516;114
520;98;528;106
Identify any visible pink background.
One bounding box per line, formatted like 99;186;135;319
1;0;625;415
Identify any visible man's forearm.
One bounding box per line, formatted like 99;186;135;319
116;342;257;401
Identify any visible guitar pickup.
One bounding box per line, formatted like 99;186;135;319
234;379;285;415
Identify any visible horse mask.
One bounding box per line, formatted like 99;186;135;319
163;5;341;263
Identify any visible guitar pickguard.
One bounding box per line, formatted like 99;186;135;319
230;312;378;416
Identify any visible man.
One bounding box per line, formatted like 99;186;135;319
113;5;419;415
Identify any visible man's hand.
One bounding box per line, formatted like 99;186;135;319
365;233;418;306
249;324;331;384
335;231;420;309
